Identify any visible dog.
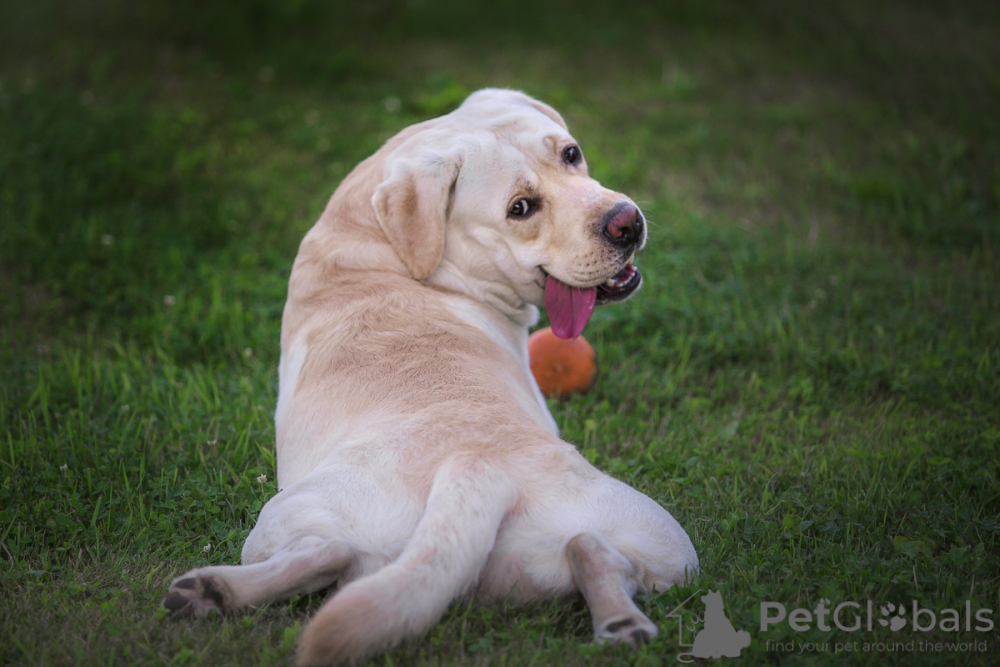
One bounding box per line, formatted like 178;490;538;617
162;88;698;665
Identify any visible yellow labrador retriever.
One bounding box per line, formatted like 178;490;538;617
163;88;697;665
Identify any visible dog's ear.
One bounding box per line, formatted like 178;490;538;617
371;149;463;280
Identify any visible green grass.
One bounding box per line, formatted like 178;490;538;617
1;0;999;665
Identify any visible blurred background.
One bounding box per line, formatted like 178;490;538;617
2;0;997;361
1;1;998;665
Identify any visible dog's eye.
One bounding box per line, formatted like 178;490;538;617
562;145;581;165
508;198;534;218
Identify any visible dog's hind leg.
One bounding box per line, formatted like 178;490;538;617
296;456;517;666
163;466;402;617
163;534;355;617
565;532;659;646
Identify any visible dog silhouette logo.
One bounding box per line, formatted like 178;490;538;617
668;589;751;662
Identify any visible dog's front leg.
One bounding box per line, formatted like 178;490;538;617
565;532;658;646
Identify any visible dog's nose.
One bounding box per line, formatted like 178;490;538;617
600;203;644;249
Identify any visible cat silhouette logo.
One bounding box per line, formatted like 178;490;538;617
667;590;751;662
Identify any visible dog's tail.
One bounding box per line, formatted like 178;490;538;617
296;455;517;666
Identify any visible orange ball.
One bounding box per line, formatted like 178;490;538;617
527;327;598;399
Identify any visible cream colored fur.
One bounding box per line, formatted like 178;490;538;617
162;89;698;665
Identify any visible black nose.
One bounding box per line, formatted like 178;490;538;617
600;202;644;249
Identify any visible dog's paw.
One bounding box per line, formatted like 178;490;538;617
595;613;659;647
162;572;232;617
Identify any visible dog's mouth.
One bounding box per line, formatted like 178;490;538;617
596;262;642;305
542;262;642;339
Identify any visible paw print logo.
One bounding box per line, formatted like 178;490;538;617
878;602;907;631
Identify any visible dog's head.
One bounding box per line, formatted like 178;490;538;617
372;88;646;338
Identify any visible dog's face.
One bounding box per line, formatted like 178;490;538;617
372;89;646;336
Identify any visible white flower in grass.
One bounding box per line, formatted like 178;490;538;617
164;295;176;306
59;463;68;472
203;543;212;553
101;234;114;246
122;404;130;412
256;474;267;484
244;347;253;358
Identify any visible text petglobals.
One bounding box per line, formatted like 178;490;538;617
760;600;994;633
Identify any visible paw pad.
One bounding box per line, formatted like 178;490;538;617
162;574;228;617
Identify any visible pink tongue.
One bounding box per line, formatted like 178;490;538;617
544;276;597;339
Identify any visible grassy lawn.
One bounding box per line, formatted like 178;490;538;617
2;0;998;665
